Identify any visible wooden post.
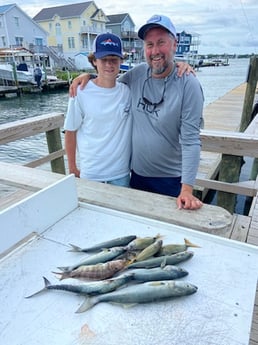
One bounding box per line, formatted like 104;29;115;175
217;56;258;213
239;56;258;132
45;128;65;174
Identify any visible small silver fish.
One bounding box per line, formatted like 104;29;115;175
76;280;198;313
156;238;200;256
53;259;127;281
127;251;194;269
68;235;136;253
25;274;134;298
133;239;163;262
57;247;126;272
126;234;162;251
129;265;188;282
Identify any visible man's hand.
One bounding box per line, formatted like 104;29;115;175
176;61;195;77
69;73;91;97
176;184;203;210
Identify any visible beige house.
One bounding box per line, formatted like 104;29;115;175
33;1;109;68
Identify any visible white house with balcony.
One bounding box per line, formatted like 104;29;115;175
0;4;48;52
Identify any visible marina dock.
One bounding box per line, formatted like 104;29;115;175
0;73;258;343
0;79;69;97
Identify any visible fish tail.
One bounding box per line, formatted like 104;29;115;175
75;296;99;313
25;276;50;298
67;243;83;252
184;238;201;248
51;271;67;281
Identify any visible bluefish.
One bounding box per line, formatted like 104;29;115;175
76;280;198;313
129;265;188;282
58;247;126;272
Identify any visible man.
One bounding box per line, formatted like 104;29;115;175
70;14;204;210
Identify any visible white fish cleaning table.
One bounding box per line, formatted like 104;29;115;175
0;175;257;345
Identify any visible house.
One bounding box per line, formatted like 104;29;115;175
106;13;142;61
0;4;48;54
176;31;201;57
33;1;109;69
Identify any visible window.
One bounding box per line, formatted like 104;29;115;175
15;37;23;46
1;36;6;47
68;21;72;30
68;37;75;49
55;23;61;35
49;22;52;31
14;17;19;27
35;38;43;46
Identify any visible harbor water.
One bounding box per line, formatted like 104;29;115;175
0;58;254;213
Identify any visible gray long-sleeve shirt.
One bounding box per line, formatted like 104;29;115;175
119;63;204;186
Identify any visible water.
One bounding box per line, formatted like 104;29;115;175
0;58;254;213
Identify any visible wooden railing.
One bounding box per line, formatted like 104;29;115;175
0;112;258;205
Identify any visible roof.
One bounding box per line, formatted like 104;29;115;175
107;13;130;25
0;4;16;14
33;1;93;21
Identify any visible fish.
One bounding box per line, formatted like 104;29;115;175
156;238;200;256
76;280;198;313
129;265;188;282
57;247;126;272
125;234;162;251
127;251;194;269
68;235;137;253
53;259;127;281
132;239;163;262
25;274;134;298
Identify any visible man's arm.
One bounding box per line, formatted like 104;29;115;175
69;62;195;97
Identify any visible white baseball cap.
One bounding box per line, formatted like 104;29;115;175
138;14;177;40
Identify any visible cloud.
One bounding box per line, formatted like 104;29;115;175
14;0;258;54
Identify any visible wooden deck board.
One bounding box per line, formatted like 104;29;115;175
197;83;246;194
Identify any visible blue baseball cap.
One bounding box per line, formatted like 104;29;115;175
138;14;177;40
93;33;123;59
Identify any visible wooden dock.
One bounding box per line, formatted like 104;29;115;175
0;79;69;97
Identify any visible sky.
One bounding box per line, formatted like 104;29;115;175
13;0;258;55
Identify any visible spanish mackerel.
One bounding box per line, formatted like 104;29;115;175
127;251;194;268
76;280;198;313
25;274;133;298
69;235;136;253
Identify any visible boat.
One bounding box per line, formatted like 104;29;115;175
0;47;57;85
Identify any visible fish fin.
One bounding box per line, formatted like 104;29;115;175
25;276;50;298
56;266;70;272
75;297;98;313
160;258;167;269
122;303;138;308
67;243;83;252
51;271;66;281
184;238;201;248
155;233;164;240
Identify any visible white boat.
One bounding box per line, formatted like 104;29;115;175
0;47;51;84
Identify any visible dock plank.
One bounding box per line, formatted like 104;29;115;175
197;83;246;190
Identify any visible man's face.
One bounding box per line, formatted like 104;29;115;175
144;27;177;78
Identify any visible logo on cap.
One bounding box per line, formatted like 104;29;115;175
100;38;119;48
